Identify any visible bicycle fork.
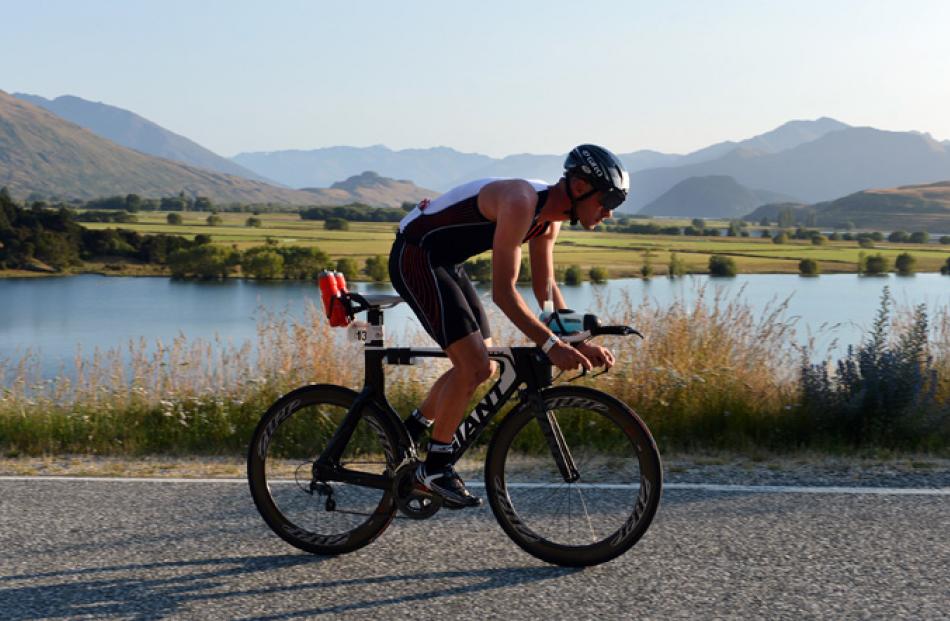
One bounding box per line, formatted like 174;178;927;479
527;392;579;483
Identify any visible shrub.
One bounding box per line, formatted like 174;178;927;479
772;232;788;244
888;230;909;243
811;234;827;245
564;265;584;285
168;245;237;279
829;232;840;241
939;236;950;245
335;257;358;281
942;257;950;275
895;252;916;275
243;249;284;279
799;288;941;446
667;252;686;277
277;246;329;280
708;255;736;277
589;266;608;283
206;214;223;226
246;217;262;228
166;213;183;225
324;217;349;231
909;231;929;244
364;255;388;282
864;253;890;275
858;238;875;249
799;258;820;275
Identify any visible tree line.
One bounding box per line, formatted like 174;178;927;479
0;188;204;270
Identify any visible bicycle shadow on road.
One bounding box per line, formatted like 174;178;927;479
0;553;576;620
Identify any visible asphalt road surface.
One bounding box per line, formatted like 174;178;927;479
1;478;948;620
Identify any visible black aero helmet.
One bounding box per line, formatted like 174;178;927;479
563;144;629;212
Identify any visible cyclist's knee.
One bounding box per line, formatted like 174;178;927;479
456;356;492;390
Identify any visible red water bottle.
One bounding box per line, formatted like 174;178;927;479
334;271;348;294
330;271;351;326
318;270;339;322
329;271;351;327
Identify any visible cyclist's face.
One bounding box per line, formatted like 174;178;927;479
578;189;613;229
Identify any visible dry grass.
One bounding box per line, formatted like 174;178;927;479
1;288;947;456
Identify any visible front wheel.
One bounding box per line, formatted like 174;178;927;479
247;384;398;555
485;386;662;567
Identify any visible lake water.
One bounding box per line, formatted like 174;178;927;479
1;274;947;379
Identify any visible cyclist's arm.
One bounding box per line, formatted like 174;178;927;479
484;182;552;346
528;221;566;309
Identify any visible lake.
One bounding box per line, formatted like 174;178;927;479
1;274;947;379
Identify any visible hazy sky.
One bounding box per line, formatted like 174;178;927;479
3;0;949;158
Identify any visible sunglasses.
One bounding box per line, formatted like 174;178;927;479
600;189;626;210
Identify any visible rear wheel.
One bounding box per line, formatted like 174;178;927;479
485;386;662;567
247;384;398;555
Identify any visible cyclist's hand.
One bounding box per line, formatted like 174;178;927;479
547;340;592;372
575;342;615;369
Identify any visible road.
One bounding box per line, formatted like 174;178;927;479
1;478;948;620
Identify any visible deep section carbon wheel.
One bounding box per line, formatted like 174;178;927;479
485;386;662;567
247;384;398;555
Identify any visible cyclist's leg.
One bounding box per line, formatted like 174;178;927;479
431;332;492;441
388;239;489;431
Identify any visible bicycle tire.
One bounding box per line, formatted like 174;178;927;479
247;384;398;555
485;385;662;567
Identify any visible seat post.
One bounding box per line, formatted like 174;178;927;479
364;307;385;393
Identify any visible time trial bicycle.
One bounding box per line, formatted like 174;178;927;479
247;291;662;567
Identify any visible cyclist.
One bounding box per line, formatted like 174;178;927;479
388;144;629;508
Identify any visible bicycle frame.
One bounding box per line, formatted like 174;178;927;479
315;305;578;489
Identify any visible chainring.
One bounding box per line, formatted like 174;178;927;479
393;461;441;519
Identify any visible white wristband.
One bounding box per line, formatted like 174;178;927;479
541;334;560;354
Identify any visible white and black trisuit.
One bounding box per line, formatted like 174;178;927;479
388;178;550;349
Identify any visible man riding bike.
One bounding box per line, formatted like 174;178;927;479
388;144;630;508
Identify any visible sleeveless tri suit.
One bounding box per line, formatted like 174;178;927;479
388;178;550;348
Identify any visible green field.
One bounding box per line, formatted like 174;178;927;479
77;211;950;276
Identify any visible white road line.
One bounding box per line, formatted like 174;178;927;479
1;476;948;495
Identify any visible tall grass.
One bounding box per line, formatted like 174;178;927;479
1;289;948;456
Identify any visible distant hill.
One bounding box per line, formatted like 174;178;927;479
232;118;850;191
743;202;812;224
300;171;435;207
627;127;950;213
233;145;496;191
0;90;322;204
13;93;271;183
639;175;796;218
744;181;950;231
812;181;950;230
674;117;850;166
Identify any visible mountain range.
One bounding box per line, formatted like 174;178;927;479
639;176;794;218
14;93;270;183
624;127;950;213
4;90;950;222
231;117;852;192
0;90;432;207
